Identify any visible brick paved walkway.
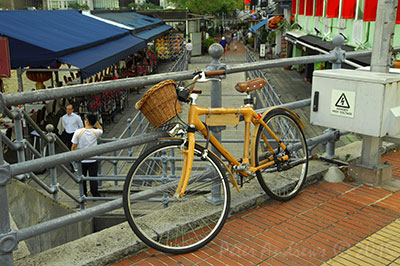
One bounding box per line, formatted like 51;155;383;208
110;151;400;266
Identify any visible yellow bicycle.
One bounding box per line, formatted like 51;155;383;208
123;71;308;254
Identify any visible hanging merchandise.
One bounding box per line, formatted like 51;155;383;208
156;35;170;60
156;33;184;60
168;33;184;59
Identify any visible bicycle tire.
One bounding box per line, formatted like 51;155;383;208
254;109;308;201
123;139;230;254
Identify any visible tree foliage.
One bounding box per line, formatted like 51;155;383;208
169;0;243;15
68;2;89;10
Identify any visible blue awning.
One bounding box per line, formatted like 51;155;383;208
93;11;163;31
92;11;172;41
0;10;146;78
60;35;146;79
134;24;172;41
249;18;269;32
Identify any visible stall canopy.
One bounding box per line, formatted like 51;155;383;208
92;11;173;41
0;10;146;78
249;18;269;32
286;32;370;66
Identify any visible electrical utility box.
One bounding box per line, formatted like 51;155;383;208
310;69;400;138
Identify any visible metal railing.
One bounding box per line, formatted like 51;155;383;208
246;48;283;107
0;35;376;265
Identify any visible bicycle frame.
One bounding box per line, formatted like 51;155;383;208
174;103;293;198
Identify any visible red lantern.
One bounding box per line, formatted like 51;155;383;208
26;68;52;90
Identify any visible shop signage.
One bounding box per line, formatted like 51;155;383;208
0;37;11;78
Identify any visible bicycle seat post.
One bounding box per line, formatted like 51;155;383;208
244;92;254;107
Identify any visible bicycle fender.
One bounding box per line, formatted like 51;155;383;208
260;107;306;130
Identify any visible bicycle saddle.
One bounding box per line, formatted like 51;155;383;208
235;78;266;93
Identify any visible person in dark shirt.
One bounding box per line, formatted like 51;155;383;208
220;36;228;60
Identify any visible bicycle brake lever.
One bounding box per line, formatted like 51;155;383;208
196;72;221;83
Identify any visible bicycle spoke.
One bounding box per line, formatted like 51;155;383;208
123;140;230;254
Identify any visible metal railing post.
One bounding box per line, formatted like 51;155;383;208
113;137;118;186
77;162;85;210
0;134;15;266
324;35;346;159
13;109;26;167
127;118;134;157
97;158;103;189
46;125;58;200
205;43;226;204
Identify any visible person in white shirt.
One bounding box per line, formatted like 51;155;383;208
71;113;103;197
185;39;193;63
61;104;83;150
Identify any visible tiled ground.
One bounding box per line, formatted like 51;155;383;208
110;151;400;266
382;149;400;180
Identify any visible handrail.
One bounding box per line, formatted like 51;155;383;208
1;48;371;109
22;109;51;143
7;131;168;177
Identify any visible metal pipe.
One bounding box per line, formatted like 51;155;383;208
228;53;337;73
58;184;81;204
256;98;311;114
13;110;26;164
0;128;14;265
22;110;51;143
55;134;69;152
48;133;58;200
306;130;348;152
3;108;16;120
58;164;80;183
286;37;363;68
24;140;42;158
29;173;55;194
3;72;195;107
0;132;20;151
9;131;168;177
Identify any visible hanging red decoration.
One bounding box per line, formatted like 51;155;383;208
298;0;305;15
306;0;314;16
326;0;340;18
315;0;324;16
363;0;378;21
26;68;52;90
342;0;356;19
292;0;297;14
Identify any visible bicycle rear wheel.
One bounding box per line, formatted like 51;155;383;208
254;109;308;201
123;140;230;254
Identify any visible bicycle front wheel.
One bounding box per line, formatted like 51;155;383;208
254;109;308;201
123;140;230;254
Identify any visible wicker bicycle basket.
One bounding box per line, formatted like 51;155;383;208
135;79;182;128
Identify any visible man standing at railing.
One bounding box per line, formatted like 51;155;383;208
62;104;84;172
62;104;83;150
71;113;103;197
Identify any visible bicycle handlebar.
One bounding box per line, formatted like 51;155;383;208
204;70;225;77
176;71;223;102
